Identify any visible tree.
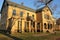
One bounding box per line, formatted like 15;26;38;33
34;0;58;15
34;0;53;7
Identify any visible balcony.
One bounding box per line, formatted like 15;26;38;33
26;16;35;21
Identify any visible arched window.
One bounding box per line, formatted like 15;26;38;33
48;24;52;29
49;24;52;29
32;15;34;19
44;23;47;29
48;24;50;29
13;10;16;15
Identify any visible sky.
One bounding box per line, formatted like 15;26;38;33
0;0;60;19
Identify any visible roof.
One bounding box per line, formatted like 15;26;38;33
6;0;35;12
36;6;52;14
1;0;52;14
1;0;35;13
36;6;45;13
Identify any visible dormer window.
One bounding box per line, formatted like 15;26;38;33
13;10;16;15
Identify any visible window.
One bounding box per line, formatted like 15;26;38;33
44;23;47;29
37;23;40;28
47;16;49;20
48;24;50;29
44;14;50;20
20;11;23;17
33;22;35;27
50;24;52;29
32;15;34;19
48;24;52;29
13;10;16;15
31;20;33;25
27;13;29;17
27;13;30;21
44;14;47;19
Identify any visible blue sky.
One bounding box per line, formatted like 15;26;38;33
0;0;60;19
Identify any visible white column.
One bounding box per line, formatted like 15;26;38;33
29;21;31;32
35;22;37;33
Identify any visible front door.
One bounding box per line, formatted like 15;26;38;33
37;23;40;32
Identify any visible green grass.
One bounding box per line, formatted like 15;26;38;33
0;32;60;40
0;33;13;40
11;32;60;40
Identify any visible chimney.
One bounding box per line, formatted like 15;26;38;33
21;2;24;5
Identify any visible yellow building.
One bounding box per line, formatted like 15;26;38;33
36;6;56;33
0;0;55;33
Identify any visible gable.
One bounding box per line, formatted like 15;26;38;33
36;6;52;15
42;6;52;15
1;0;8;14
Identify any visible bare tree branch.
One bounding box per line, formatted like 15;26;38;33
34;0;58;15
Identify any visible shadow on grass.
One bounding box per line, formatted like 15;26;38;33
56;38;60;40
0;32;23;40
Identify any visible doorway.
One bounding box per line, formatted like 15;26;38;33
37;23;40;32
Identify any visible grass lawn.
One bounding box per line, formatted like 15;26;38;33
0;31;60;40
11;32;60;40
0;33;13;40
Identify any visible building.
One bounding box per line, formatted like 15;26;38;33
36;6;56;33
56;18;60;31
0;0;55;33
1;0;37;33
